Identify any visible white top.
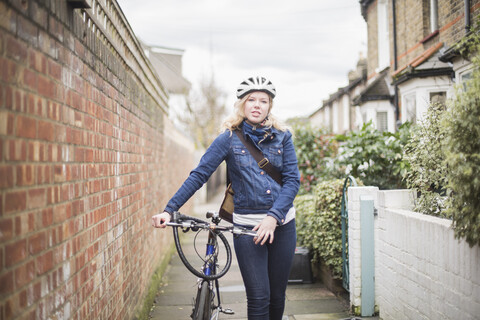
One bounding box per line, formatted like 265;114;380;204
233;206;296;227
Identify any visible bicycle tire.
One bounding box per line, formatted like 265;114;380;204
192;281;212;320
172;227;232;280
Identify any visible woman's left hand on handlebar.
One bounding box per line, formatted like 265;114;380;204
152;212;171;228
252;216;277;245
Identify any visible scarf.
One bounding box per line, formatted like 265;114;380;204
243;120;272;146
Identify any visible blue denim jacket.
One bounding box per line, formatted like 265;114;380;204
164;123;300;223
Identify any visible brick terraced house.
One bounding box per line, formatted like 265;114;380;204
311;0;480;134
360;0;480;129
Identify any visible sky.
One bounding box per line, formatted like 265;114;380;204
116;0;368;121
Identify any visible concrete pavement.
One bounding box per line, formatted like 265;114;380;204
148;193;360;320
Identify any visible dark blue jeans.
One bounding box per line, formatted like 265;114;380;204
233;219;296;320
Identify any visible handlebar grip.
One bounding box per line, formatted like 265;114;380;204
172;211;206;224
232;227;257;237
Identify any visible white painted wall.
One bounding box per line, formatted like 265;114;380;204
348;188;480;319
332;100;339;133
359;100;396;132
310;106;330;131
342;94;350;132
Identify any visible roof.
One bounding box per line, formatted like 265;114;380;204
141;41;191;94
352;69;393;105
309;74;366;118
323;76;365;105
439;29;480;62
392;42;444;77
392;42;454;85
359;0;375;21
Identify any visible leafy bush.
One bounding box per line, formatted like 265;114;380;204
335;121;411;190
294;194;316;253
294;179;345;279
293;122;410;280
402;28;480;246
442;31;480;247
403;103;449;218
293;124;341;195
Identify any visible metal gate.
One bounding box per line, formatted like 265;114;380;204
340;175;357;292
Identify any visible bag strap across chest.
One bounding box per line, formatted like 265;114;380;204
234;130;283;186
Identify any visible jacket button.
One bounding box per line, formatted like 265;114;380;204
266;190;271;194
241;150;245;154
281;219;285;223
260;171;264;175
278;149;281;154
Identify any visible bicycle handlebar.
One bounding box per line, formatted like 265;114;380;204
165;211;256;280
166;212;258;237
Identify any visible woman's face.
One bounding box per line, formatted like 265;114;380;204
243;91;270;125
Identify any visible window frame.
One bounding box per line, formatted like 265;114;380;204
377;0;390;70
376;111;389;132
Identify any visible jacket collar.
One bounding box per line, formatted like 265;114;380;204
241;121;277;145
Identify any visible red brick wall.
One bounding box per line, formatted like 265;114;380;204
394;0;480;71
364;0;480;78
0;1;195;319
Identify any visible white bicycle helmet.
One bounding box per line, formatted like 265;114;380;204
236;76;276;99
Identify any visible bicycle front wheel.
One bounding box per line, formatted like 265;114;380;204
192;281;212;320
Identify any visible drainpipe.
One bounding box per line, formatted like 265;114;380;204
465;0;471;33
392;0;400;124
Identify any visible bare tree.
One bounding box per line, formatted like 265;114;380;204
178;74;227;149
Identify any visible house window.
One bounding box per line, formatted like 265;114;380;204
460;69;473;91
377;0;390;70
404;94;417;124
430;91;446;107
376;111;388;132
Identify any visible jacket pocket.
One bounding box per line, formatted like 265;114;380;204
233;146;251;167
267;146;283;168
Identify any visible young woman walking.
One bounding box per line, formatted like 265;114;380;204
152;76;300;320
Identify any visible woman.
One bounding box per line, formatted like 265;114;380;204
152;76;300;320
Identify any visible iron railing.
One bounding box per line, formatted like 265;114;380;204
341;175;357;292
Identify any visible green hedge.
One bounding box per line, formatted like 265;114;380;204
442;31;480;247
293;124;341;195
404;102;449;218
403;28;480;247
336;121;411;190
294;179;345;279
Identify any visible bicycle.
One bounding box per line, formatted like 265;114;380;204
166;210;257;320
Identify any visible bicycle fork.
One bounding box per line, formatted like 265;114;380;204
203;234;216;276
203;232;234;317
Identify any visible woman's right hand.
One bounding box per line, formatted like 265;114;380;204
152;212;171;228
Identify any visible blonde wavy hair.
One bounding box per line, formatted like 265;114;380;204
220;93;290;133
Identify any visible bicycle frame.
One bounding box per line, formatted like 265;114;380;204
204;229;221;319
166;211;256;320
204;232;216;276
